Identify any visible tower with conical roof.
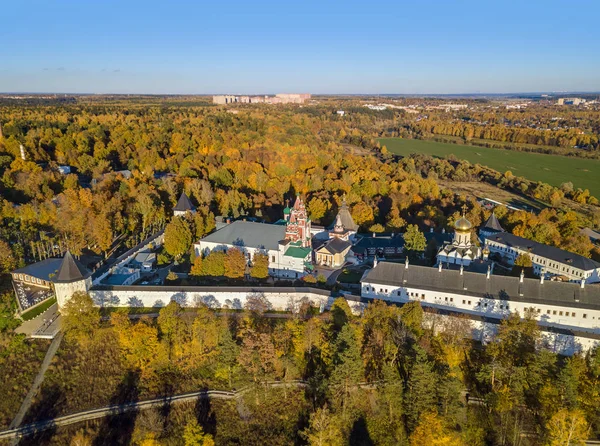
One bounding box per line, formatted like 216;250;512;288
335;196;358;232
479;212;505;240
53;251;92;308
173;192;196;217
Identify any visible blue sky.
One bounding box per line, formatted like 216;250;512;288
1;0;599;94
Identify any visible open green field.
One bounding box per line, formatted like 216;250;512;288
379;138;600;197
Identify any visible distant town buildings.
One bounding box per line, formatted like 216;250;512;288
213;93;311;105
557;97;586;106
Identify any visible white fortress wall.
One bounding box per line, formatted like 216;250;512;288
89;287;332;312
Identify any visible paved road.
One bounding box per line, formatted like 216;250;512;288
8;331;64;443
15;304;59;337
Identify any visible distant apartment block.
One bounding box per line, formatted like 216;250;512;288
213;93;311;105
557;97;586;106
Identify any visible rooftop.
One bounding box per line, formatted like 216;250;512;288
481;213;504;233
335;200;358;231
485;232;600;271
13;258;62;282
362;261;600;310
284;246;312;259
581;228;600;243
199;220;287;251
55;251;91;283
318;237;352;255
174;192;196;212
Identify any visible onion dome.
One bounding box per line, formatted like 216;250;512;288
283;206;291;215
454;216;472;232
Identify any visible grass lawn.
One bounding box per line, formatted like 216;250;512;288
20;297;57;321
379;138;600;197
338;268;366;284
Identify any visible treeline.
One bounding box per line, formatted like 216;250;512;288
0;101;597;276
24;292;600;445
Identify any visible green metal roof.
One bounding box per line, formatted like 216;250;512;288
284;246;312;259
283;206;291;214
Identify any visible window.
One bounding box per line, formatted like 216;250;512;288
462;300;466;305
499;305;503;310
572;313;576;317
559;311;563;316
421;294;425;299
445;297;448;302
553;311;557;315
583;314;588;319
271;256;275;262
537;309;541;313
468;301;471;305
484;303;488;308
547;310;551;314
450;298;454;303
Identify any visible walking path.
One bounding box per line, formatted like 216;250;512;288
8;332;64;433
0;380;306;442
0;379;485;442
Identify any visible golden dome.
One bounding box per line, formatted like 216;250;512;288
454;216;472;232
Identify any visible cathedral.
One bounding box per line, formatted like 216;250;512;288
436;208;482;267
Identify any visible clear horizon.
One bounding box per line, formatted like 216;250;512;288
2;0;599;94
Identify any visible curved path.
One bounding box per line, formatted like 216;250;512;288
0;381;307;441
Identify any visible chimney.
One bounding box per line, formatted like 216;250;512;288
540;268;545;284
430;227;434;233
372;232;376;238
438;262;443;272
460;264;464;275
405;257;409;269
581;279;585;289
486;265;491;279
373;256;378;268
442;228;446;234
391;232;395;237
519;269;525;283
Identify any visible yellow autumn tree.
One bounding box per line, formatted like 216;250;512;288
409;412;464;446
546;408;589;446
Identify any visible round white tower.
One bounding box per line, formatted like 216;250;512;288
53;251;92;308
